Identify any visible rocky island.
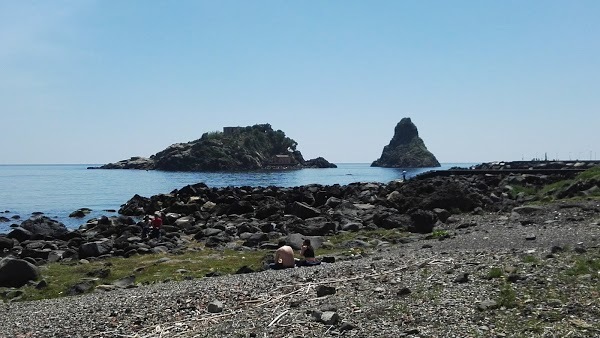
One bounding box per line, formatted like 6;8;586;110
371;117;440;168
91;124;336;171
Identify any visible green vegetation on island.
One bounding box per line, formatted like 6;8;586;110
97;124;336;171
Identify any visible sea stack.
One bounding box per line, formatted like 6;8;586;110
371;118;440;168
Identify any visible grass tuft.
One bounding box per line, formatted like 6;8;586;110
522;255;539;264
497;283;517;308
566;257;600;276
487;267;504;279
430;229;450;239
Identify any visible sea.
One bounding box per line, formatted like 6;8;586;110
0;163;475;233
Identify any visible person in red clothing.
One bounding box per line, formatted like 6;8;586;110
150;215;163;240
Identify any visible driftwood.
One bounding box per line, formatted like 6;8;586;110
267;309;290;327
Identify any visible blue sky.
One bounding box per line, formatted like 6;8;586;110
1;0;599;164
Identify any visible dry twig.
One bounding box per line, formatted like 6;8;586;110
268;309;290;327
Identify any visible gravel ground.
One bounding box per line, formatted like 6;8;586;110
1;200;599;338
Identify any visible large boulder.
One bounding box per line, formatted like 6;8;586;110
227;201;255;215
0;236;14;251
255;202;284;219
0;257;40;287
20;246;52;260
287;217;337;236
20;216;69;239
118;194;150;216
79;239;114;258
288;202;322;220
242;232;269;247
173;215;195;230
371;117;440;168
7;227;33;242
409;209;437;233
373;212;413;230
287;233;325;250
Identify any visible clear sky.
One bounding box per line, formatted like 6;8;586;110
1;0;599;164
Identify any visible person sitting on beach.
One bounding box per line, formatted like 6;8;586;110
270;240;295;270
298;239;321;267
150;214;163;240
140;215;151;239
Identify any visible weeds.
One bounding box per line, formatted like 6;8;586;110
430;229;450;239
576;167;600;181
566;257;600;276
497;283;517;308
487;267;504;279
327;228;408;245
522;255;539;264
509;185;538;199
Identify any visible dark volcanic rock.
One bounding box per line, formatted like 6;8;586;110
67;280;96;295
288;202;322;219
93;124;334;172
0;236;14;251
371;117;440;168
69;208;92;218
305;157;337;168
288;217;337;236
119;194;150;216
90;156;153;170
79;240;114;258
20;216;69;239
0;257;40;288
390;177;489;213
409;209;437;233
7;227;33;242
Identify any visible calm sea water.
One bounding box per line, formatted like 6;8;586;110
0;163;474;233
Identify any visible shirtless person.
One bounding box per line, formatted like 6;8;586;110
271;240;295;270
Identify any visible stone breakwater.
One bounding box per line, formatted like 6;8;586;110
0;169;592;278
474;160;600;170
416;160;600;180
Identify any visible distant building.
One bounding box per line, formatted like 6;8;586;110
272;154;293;165
223;127;243;135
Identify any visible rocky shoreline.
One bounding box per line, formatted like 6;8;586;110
0;199;599;337
2;162;594;270
1;162;599;337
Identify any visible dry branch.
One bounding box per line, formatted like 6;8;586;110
268;309;290;327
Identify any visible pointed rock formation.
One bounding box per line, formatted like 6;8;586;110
371;118;440;168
